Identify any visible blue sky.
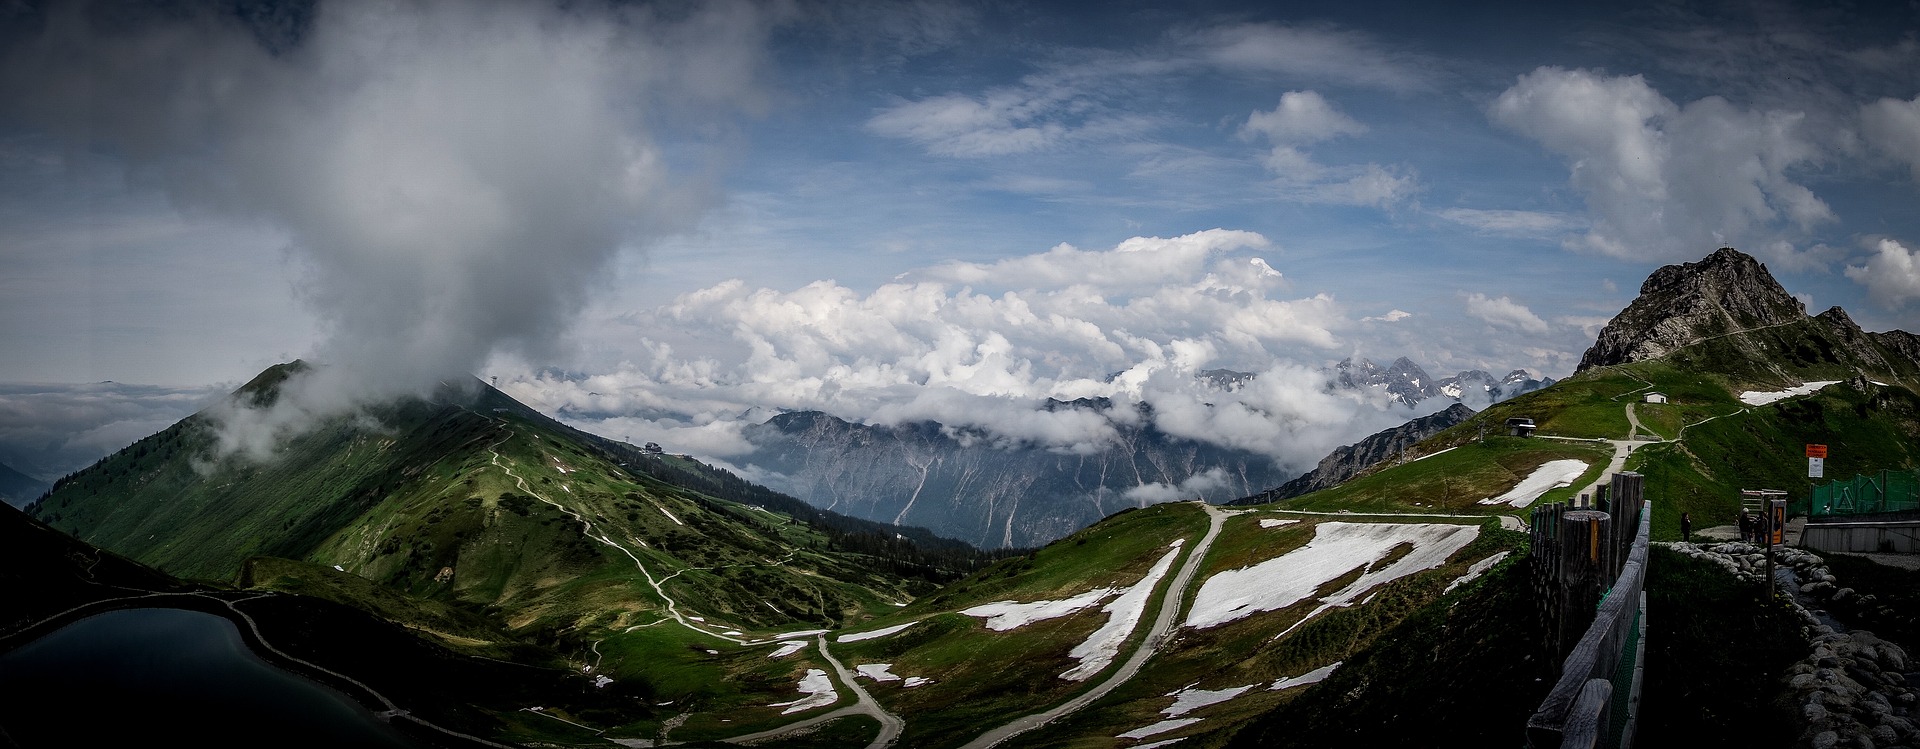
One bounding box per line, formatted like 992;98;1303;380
2;0;1919;476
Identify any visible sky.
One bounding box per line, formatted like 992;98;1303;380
3;0;1920;480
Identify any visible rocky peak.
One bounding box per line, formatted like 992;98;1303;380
1579;247;1806;370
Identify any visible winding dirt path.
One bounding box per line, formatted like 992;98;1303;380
958;502;1236;749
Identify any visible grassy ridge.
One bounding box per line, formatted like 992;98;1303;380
1629;382;1920;540
1281;436;1612;515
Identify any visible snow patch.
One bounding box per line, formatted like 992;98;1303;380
768;641;807;659
655;502;684;526
687;616;705;622
855;663;902;682
1411;446;1459;463
723;630;743;636
903;676;932;688
593;675;614;689
1061;547;1182;681
1478;459;1588;507
963;588;1116;631
1271;662;1341;691
837;620;923;643
1185;522;1480;629
1118;719;1202;739
1740;381;1841;406
770;629;830;640
1445;551;1512;594
1163;684;1255;716
770;669;838;714
1258;518;1300;529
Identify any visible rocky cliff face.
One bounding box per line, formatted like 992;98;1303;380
1579;247;1807;370
739;407;1288;549
1234;402;1475;505
1578;247;1920;387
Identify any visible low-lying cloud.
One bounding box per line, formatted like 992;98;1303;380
0;0;781;460
508;230;1449;476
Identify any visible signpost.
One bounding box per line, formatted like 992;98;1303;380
1808;444;1827;479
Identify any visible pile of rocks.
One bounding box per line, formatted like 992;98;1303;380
1788;628;1917;749
1664;541;1920;748
1664;540;1773;583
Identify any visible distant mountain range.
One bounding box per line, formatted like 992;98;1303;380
0;459;47;509
1334;357;1554;407
738;402;1291;549
715;359;1548;548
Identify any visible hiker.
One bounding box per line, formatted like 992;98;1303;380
1681;512;1692;543
1739;511;1752;543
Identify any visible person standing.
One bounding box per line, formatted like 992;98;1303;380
1739;511;1752;543
1681;512;1692;543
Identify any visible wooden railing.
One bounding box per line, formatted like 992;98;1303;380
1525;472;1650;749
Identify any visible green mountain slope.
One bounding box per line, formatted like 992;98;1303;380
28;364;1019;745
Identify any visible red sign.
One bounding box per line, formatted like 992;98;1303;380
1806;444;1828;459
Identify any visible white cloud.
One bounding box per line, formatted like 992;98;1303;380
1239;92;1414;208
508;230;1445;473
1491;67;1833;266
1464;293;1550;333
1242;91;1367;144
867;90;1071;157
1862;95;1920;181
1845;238;1920;309
1363;309;1412;323
1434;208;1581;237
1183;23;1427;91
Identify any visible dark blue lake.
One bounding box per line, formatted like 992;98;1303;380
0;607;422;748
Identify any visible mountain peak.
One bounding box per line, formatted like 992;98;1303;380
1578;247;1806;370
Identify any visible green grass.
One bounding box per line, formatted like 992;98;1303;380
1216;551;1547;748
1631;383;1920;541
1280;436;1612;515
825;502;1208;748
1007;517;1524;747
1642;545;1804;745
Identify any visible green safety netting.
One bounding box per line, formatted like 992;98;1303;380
1810;470;1920;517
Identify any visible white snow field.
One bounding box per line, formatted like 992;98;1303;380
770;628;830;640
1445;551;1512;594
1162;684;1255;716
856;663;902;682
1060;546;1182;681
962;588;1116;631
1185;522;1480;629
1740;380;1841;406
767;641;807;659
1258;518;1300;529
1117;718;1202;739
903;677;932;688
1478;459;1588;507
836;620;923;643
770;669;838;714
1270;662;1341;691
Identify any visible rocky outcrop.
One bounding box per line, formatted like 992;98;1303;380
1235;403;1476;505
1579;247;1807;370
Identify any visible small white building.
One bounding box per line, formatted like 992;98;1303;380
1644;393;1668;404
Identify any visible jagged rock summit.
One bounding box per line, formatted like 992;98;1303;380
1579;247;1806;370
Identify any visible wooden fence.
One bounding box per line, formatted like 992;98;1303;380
1525;472;1649;749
